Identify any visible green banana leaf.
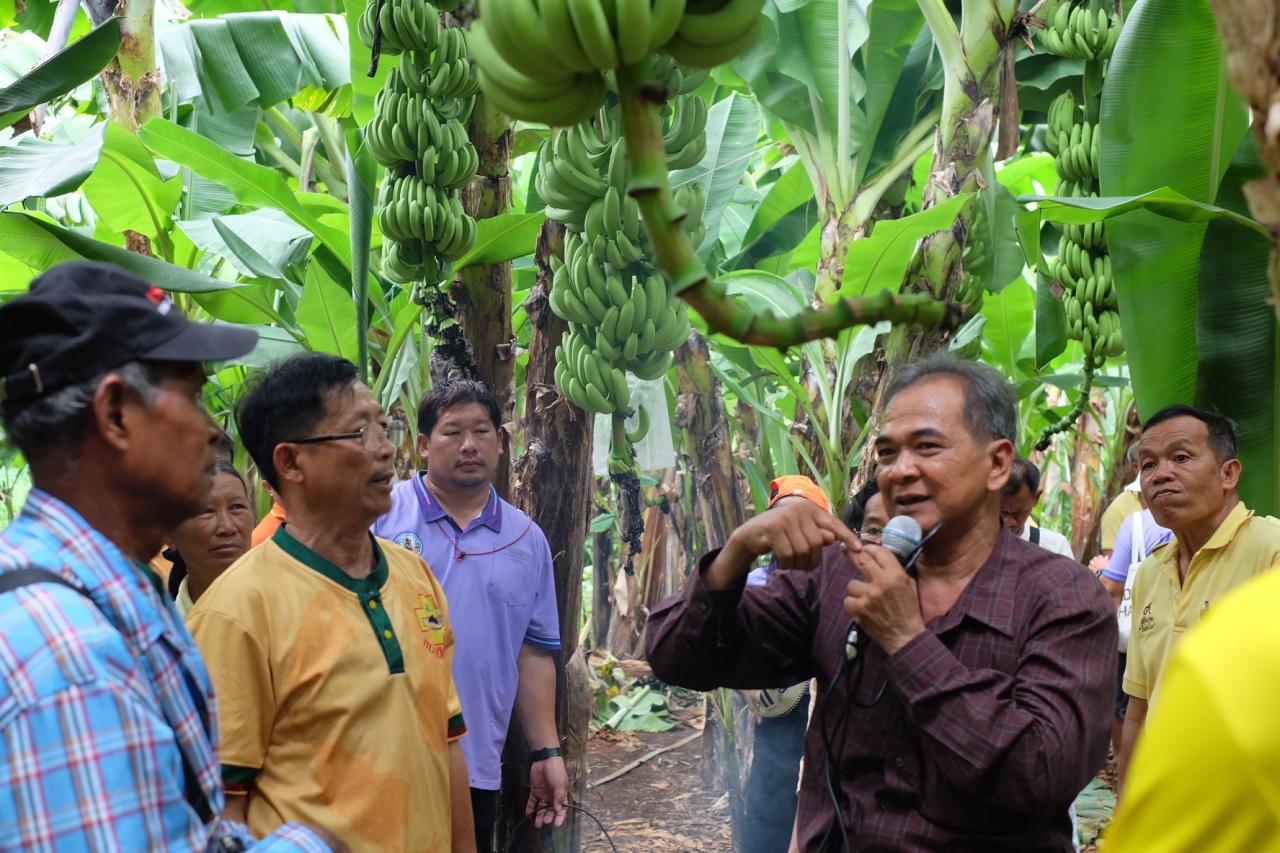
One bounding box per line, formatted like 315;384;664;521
981;278;1035;382
138;117;351;265
158;12;348;115
81;121;182;240
1195;136;1277;516
0;17;120;130
741;158;812;248
0;123;104;206
671;92;762;257
837;192;972;298
179;209;314;279
297;258;359;364
1018;188;1264;236
454;213;546;270
0;211;241;293
1099;0;1249;419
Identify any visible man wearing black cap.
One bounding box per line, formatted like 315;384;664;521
0;262;336;852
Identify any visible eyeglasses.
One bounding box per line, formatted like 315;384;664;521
285;421;406;451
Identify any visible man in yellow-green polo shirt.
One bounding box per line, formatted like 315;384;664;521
188;353;474;852
1117;404;1280;791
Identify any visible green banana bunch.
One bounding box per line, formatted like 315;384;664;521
359;0;439;55
360;0;479;290
1038;2;1120;61
538;59;704;457
472;0;760;125
1045;88;1124;363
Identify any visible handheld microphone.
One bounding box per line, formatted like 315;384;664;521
844;515;925;661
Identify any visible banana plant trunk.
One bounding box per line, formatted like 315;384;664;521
458;96;517;496
86;0;162;131
854;0;1019;488
503;222;594;853
1211;2;1280;323
673;331;750;852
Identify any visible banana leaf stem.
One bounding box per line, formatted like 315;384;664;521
614;60;961;347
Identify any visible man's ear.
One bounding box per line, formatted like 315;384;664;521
90;372;137;452
1222;457;1242;491
988;439;1015;493
499;423;510;457
273;443;305;488
416;431;430;466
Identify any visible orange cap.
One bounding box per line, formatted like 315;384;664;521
767;475;830;512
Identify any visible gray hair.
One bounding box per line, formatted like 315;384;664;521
885;353;1017;443
1;361;158;458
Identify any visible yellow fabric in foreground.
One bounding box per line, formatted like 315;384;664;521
1104;568;1280;852
188;531;464;852
1123;502;1280;702
1101;490;1142;552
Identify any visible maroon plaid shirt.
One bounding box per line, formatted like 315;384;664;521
646;527;1116;852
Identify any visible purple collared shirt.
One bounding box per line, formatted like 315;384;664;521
372;474;560;789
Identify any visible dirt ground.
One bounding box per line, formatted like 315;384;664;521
577;694;1116;852
580;697;733;852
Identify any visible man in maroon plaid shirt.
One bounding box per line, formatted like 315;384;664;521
647;354;1116;852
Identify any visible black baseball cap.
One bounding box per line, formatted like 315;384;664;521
0;261;258;406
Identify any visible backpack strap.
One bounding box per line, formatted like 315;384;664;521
0;567;90;597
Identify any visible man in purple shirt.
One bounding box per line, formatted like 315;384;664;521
647;354;1115;851
372;380;566;852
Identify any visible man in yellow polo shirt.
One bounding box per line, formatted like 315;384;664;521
1117;405;1280;789
188;353;474;851
1104;568;1280;852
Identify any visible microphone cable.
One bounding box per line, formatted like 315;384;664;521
502;803;619;852
814;523;940;852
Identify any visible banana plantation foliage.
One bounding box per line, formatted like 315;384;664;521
1;0;1278;847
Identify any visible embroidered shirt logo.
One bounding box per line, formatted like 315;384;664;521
414;593;447;659
394;531;423;554
1139;602;1154;633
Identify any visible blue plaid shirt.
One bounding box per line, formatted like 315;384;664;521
0;489;330;852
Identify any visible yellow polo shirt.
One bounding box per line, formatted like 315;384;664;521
1123;501;1280;701
1101;489;1142;552
188;526;465;852
1104;568;1280;852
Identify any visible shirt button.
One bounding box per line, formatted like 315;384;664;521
894;757;905;769
383;629;394;639
368;599;379;609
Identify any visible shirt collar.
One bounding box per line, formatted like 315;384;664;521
933;527;1020;639
1155;500;1254;567
413;472;503;533
272;524;389;594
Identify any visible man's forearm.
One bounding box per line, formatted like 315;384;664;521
1116;696;1148;796
222;792;249;824
705;539;754;590
449;742;476;853
515;646;559;749
1100;576;1125;609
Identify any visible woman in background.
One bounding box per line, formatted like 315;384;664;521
166;459;254;618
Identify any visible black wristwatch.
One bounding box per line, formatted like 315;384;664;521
529;747;562;763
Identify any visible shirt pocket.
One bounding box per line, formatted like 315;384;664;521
485;561;534;607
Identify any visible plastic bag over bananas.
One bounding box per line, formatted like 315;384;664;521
1043;87;1124;363
540;58;703;475
360;2;480;295
471;0;765;126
